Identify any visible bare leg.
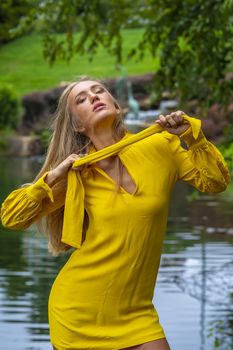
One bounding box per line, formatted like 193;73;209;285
53;338;170;350
119;338;171;350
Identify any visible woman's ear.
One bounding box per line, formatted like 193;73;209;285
114;105;120;114
72;117;86;133
75;125;86;133
114;101;121;115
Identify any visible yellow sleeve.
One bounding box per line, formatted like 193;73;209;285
163;122;231;193
0;172;65;230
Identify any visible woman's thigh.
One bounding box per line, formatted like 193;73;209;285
119;338;171;350
52;338;171;350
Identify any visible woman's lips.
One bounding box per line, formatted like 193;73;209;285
93;103;106;112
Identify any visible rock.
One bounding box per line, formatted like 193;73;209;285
7;135;42;157
20;86;65;134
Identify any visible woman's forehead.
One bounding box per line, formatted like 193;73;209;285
71;80;103;95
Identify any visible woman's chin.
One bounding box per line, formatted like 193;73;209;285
92;110;116;125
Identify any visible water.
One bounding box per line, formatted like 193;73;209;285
0;157;233;350
125;99;178;122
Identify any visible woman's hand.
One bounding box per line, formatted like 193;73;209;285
45;153;85;186
156;110;190;136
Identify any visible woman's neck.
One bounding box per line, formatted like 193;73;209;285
89;127;120;151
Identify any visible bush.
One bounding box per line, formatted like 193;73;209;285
218;120;233;174
38;128;52;152
219;142;233;174
0;84;20;130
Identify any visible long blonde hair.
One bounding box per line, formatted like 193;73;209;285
33;76;127;256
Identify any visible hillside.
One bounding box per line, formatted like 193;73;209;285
0;29;158;97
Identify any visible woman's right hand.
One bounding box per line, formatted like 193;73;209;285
45;154;85;186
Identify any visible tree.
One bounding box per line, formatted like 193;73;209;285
0;0;33;44
7;0;233;107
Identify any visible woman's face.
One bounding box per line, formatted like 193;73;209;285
68;80;119;135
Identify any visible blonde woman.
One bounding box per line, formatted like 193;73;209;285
0;77;230;350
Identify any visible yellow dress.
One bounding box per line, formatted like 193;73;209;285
1;116;230;350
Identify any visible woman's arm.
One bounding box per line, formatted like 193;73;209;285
0;172;64;229
0;154;82;229
158;111;230;193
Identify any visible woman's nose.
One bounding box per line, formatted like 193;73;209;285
89;92;99;103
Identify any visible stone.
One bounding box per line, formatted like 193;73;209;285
7;135;42;157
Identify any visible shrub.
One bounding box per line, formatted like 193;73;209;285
219;142;233;174
39;128;52;152
0;84;20;130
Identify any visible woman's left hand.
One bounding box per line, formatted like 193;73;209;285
155;110;190;136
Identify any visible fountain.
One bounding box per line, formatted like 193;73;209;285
126;80;140;119
125;96;178;130
115;68;178;130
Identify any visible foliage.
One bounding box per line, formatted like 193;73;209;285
219;126;233;173
208;319;233;350
186;189;201;202
0;133;8;152
0;0;33;44
0;84;20;130
7;0;233;108
38;128;52;151
0;30;156;97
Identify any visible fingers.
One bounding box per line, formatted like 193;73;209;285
66;153;86;165
56;153;82;172
67;153;83;162
157;110;185;128
46;153;88;185
71;153;88;171
171;110;184;125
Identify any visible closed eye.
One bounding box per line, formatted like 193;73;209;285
77;97;86;104
75;85;105;104
94;87;105;94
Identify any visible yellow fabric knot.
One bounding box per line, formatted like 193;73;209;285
62;115;201;248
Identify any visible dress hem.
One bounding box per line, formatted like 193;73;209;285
51;333;166;350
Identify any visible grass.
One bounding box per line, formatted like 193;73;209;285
0;29;158;97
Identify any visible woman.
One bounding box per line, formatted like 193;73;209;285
1;77;230;350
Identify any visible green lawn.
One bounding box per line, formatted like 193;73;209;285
0;29;158;97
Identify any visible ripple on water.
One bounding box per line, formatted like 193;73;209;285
156;236;233;350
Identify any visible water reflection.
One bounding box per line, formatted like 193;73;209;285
0;156;232;350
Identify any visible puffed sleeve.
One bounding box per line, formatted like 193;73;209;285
163;118;230;193
0;172;65;230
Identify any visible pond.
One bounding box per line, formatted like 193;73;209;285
0;156;232;350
